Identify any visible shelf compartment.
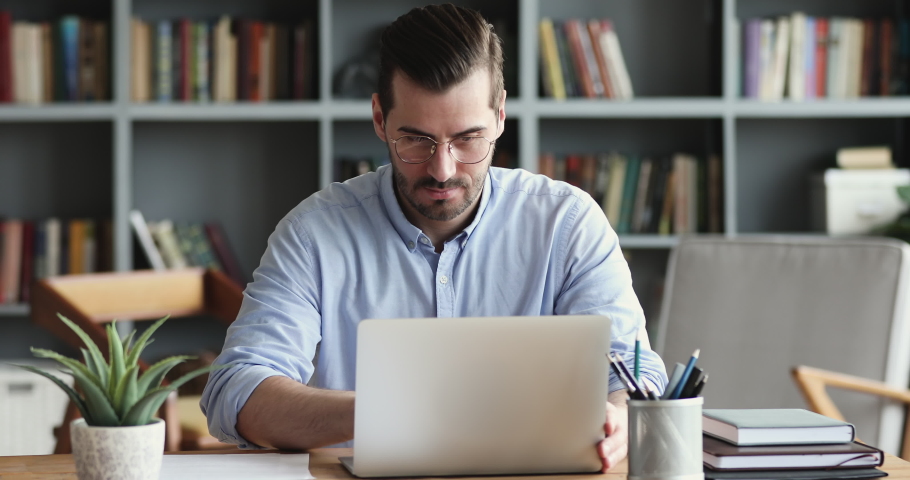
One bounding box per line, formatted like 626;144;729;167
536;98;726;118
735;117;898;233
0;122;113;219
132;121;320;278
331;0;520;100
538;0;722;98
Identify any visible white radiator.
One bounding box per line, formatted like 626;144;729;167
0;361;72;456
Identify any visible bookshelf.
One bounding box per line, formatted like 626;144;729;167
1;0;909;354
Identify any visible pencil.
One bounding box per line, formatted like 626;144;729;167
634;328;643;382
669;348;700;399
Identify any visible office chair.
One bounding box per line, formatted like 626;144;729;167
30;268;243;453
792;365;910;460
655;235;910;455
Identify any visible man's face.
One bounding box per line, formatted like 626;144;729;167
372;69;506;225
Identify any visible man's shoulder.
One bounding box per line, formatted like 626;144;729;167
285;170;384;225
490;167;587;204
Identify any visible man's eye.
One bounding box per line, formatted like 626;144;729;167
457;136;479;143
409;136;430;144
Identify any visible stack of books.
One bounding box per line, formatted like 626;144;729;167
702;409;885;480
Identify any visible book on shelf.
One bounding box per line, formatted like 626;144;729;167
743;12;910;100
703;435;883;471
540;151;723;235
836;146;893;169
538;17;632;100
0;217;112;305
131;15;316;103
129;210;245;286
0;11;108;104
703;409;856;446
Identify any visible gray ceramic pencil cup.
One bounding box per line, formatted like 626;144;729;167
628;397;704;480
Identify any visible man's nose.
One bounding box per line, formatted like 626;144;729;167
426;143;457;183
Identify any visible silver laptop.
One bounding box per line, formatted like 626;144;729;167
340;315;611;477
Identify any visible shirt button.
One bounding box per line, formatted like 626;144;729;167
407;241;415;249
439;275;449;284
420;237;430;245
461;240;467;248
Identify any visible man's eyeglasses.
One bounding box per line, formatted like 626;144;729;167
388;134;496;165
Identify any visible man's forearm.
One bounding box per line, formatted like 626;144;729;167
236;375;355;450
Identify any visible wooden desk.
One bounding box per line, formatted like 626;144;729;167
2;448;910;479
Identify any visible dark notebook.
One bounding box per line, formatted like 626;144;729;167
705;467;887;480
703;435;884;471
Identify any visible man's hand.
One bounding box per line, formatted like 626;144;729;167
597;391;630;472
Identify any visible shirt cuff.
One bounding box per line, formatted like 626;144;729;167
201;364;284;449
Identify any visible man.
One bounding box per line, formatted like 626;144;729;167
201;4;667;471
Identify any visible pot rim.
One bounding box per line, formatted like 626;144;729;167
71;417;164;431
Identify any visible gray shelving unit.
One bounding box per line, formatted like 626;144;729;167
2;0;908;335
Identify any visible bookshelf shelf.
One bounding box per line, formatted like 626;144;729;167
534;99;727;119
0;105;117;122
733;99;910;118
0;305;29;317
128;103;326;121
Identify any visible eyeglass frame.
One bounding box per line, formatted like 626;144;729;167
386;117;500;165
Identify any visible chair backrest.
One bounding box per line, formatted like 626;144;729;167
655;235;910;455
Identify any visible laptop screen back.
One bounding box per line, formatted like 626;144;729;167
352;315;611;477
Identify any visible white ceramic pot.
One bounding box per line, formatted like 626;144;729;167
70;418;165;480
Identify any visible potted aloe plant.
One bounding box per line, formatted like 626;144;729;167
15;314;226;480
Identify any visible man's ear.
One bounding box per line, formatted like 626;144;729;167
496;89;507;139
372;94;387;142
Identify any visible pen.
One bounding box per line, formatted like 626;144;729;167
612;353;646;398
678;367;704;399
691;373;708;397
669;348;700;399
634;328;642;382
607;353;646;400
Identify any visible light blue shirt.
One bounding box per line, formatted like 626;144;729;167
201;165;668;448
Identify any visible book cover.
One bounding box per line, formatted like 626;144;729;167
538;18;565;99
632;164;650;233
0;11;12;103
205;222;245;286
804;16;816;99
880;18;893;96
41;22;52;102
703;435;882;470
601;19;633;99
828;19;843;98
249;20;262;102
604;153;627;228
553;21;578;97
758;19;775;100
587;19;615;99
67;219;85;274
213;16;234;102
860;18;875;96
2;219;23;304
150;219;187;269
274;23;289;101
816;18;829;97
45;218;61;277
647;157;671;234
703;409;856;446
196;21;210;102
129;210;166;271
77;18;95;101
574;19;604;97
705;467;887;480
788;12;806;101
708;154;723;233
770;16;791;100
156;20;173;102
617;155;640;234
744;19;761;98
564;19;594;98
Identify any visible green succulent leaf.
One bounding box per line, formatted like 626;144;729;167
80;347;107;391
31;348;103;391
55;314;108;381
898;185;910;204
121;387;174;426
12;364;93;424
114;365;139;418
125;316;170;368
121;329;137;359
136;355;195;397
123;364;229;426
107;322;126;400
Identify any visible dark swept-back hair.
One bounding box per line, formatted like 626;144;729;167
377;4;504;119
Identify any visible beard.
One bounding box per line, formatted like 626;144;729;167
392;162;489;222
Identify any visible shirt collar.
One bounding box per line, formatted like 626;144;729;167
378;164;494;250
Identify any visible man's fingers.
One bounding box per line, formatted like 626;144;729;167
597;436;628;472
